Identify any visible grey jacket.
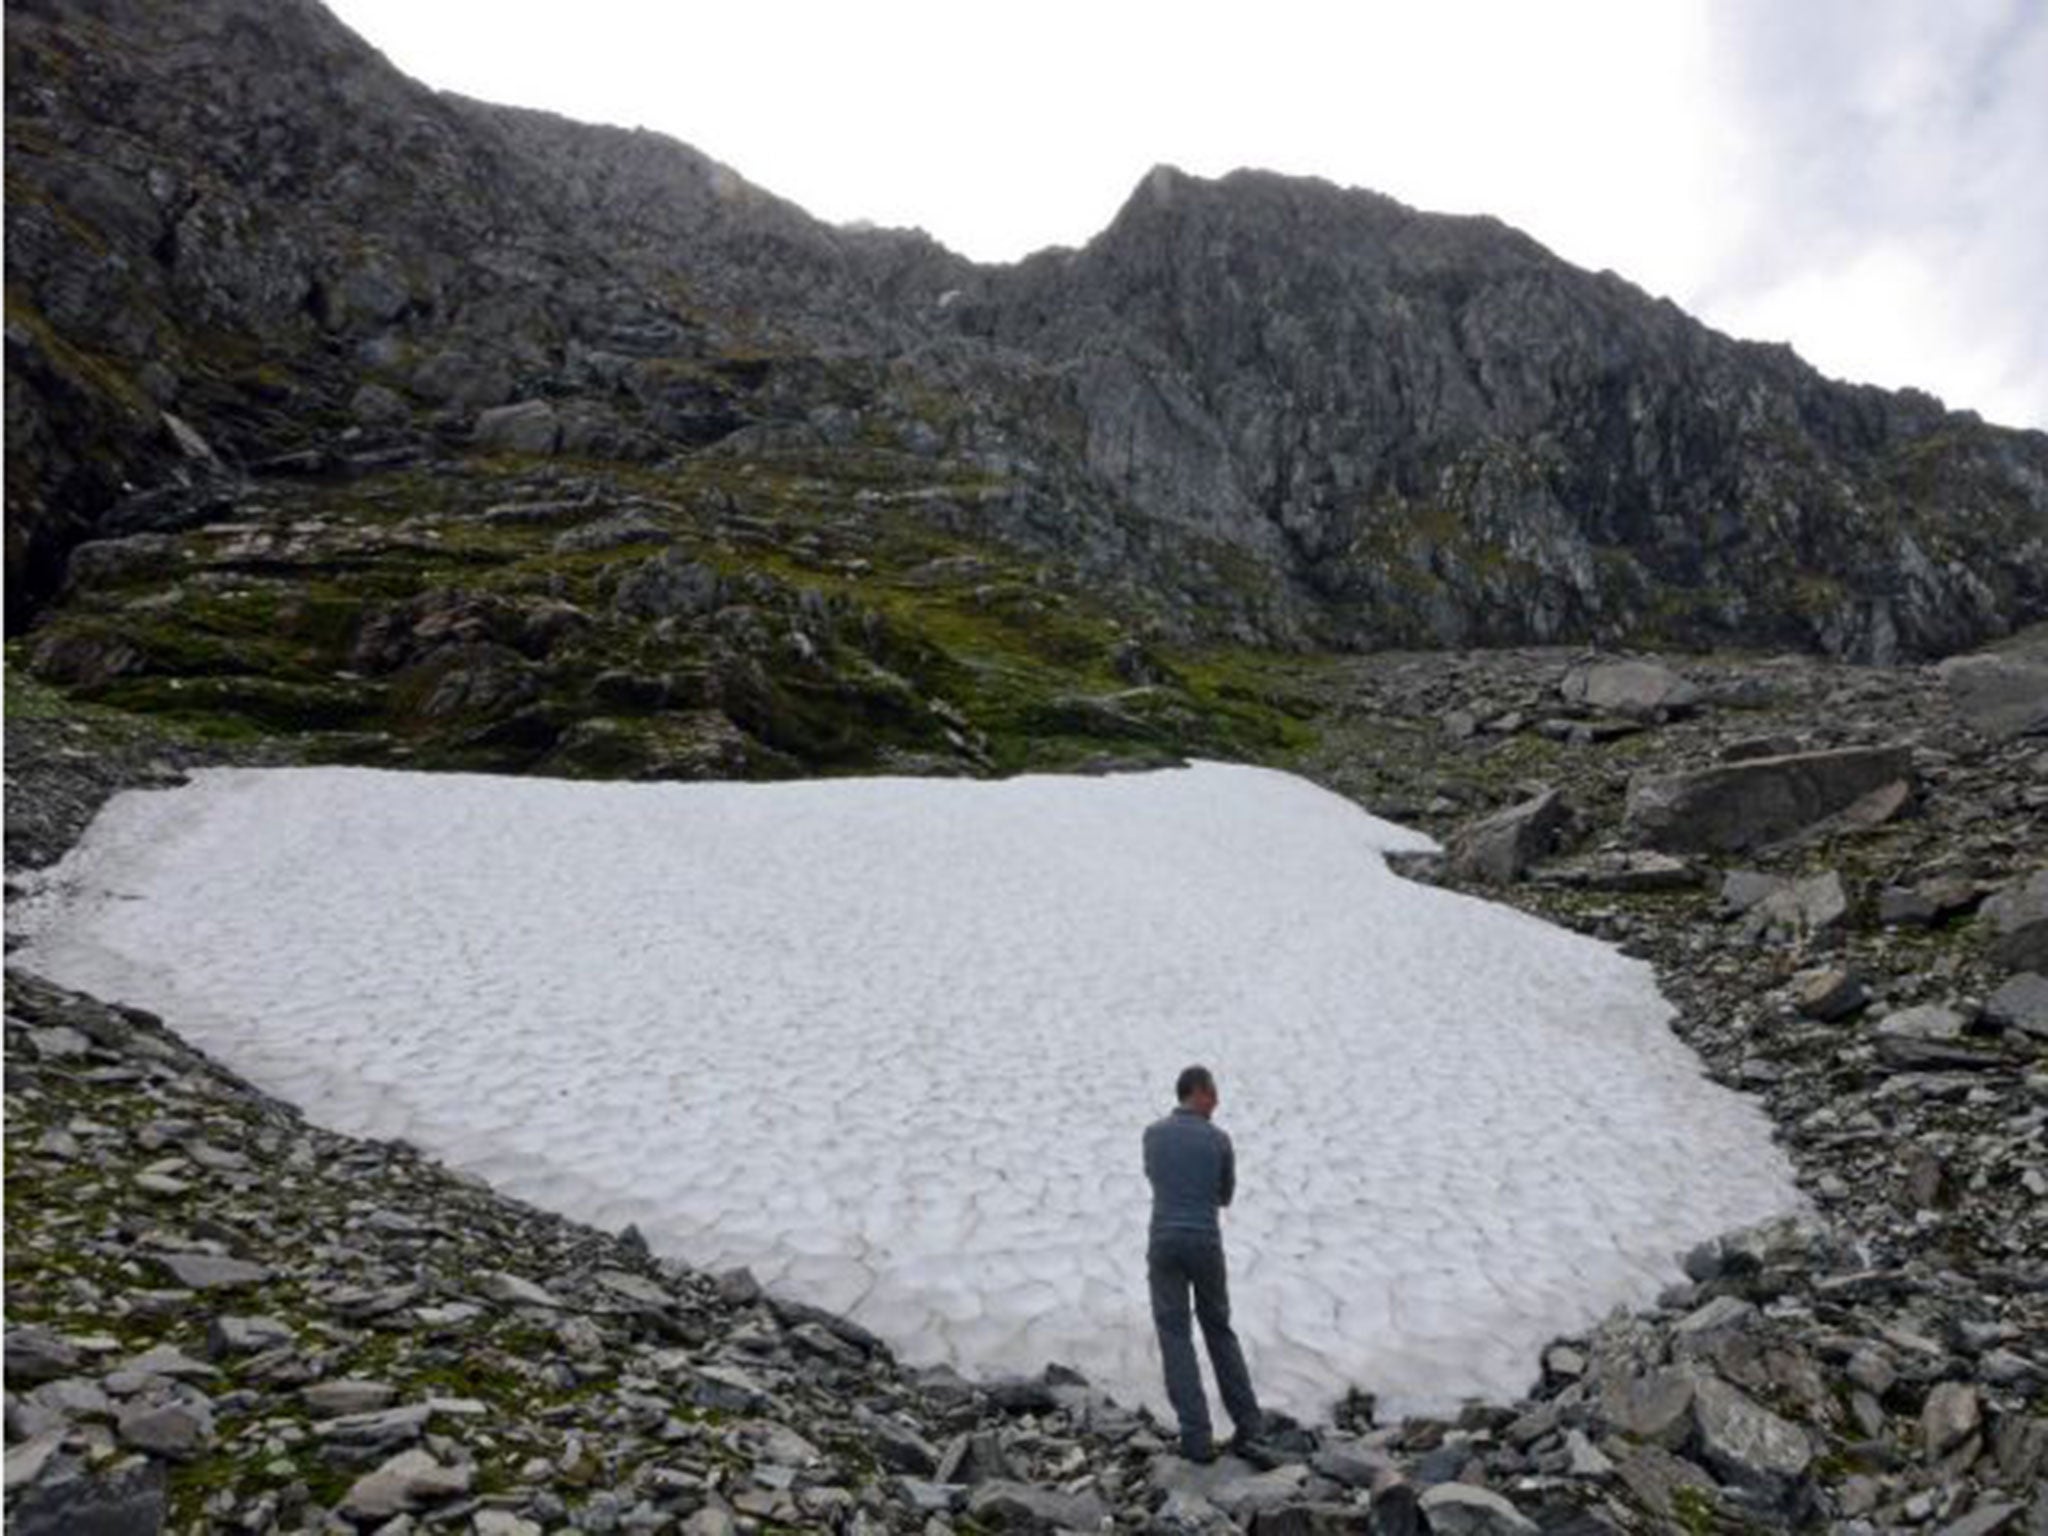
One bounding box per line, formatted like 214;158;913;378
1143;1106;1236;1237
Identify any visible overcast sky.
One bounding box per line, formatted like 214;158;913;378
327;0;2044;430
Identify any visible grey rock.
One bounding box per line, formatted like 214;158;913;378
935;1430;1015;1486
116;1344;215;1381
1985;973;2048;1037
4;1327;81;1386
206;1315;294;1357
1879;875;1981;926
1150;1455;1299;1516
965;1478;1111;1531
1449;787;1568;884
474;399;562;455
61;535;184;595
894;1478;964;1515
1154;1488;1240;1534
1982;869;2048;971
1624;746;1914;853
1794;966;1870;1020
1595;1366;1695;1447
28;1377;113;1420
1537;850;1699;892
477;1270;564;1309
340;1448;473;1521
1607;1443;1724;1525
1744;870;1850;943
689;1364;769;1413
1721;733;1803;762
555;1314;605;1357
302;1379;399;1417
1872;1006;1999;1070
115;1397;213;1457
1563;1428;1615;1479
592;1268;673;1308
349;383;409;427
1940;650;2048;740
1933;1501;2025;1536
3;1431;66;1493
1690;1377;1811;1503
981;1373;1061;1413
712;1267;762;1307
1673;1295;1758;1339
552;512;673;556
27;1025;91;1059
3;1454;167;1536
613;550;725;622
1415;1482;1540;1536
412;350;514;411
1922;1380;1982;1458
1559;659;1700;719
1543;1343;1587;1378
1369;1482;1426;1536
1846;1348;1896;1397
1205;1464;1313;1518
316;1402;432;1448
1246;1505;1375;1535
154;1251;269;1290
861;1413;940;1476
1307;1438;1389;1488
159;411;217;463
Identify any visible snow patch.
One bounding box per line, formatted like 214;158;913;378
14;762;1801;1421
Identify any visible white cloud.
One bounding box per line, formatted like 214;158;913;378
325;0;2043;428
1695;0;2048;426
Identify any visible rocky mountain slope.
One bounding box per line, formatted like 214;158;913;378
6;7;2048;1527
7;641;2047;1533
9;0;2047;704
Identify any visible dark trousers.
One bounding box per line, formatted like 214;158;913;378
1147;1228;1261;1453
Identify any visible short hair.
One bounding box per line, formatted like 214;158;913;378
1176;1064;1216;1102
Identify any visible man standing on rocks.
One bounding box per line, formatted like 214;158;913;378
1143;1064;1263;1461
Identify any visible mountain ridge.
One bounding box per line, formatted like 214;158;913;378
6;0;2046;669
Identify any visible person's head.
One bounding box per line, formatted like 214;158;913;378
1175;1064;1219;1118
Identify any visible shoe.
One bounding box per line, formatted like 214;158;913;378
1225;1429;1283;1470
1180;1440;1218;1464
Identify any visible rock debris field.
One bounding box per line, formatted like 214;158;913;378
13;761;1801;1422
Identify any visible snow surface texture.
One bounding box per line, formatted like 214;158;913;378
16;763;1802;1421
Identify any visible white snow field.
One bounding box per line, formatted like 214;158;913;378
15;762;1802;1421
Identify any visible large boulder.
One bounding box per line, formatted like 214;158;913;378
1624;746;1913;853
1939;648;2048;741
1449;787;1569;884
1559;659;1700;720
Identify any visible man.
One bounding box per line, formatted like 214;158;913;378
1143;1064;1263;1462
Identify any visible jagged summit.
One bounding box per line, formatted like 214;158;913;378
6;0;2045;658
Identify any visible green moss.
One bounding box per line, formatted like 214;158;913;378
17;446;1335;780
1669;1483;1720;1536
4;284;154;417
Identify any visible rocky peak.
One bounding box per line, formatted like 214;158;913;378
5;0;2045;659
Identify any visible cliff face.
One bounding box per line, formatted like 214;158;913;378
959;166;2048;658
7;0;2047;661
